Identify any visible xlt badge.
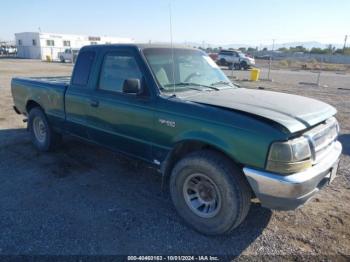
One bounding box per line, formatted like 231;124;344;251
159;119;176;128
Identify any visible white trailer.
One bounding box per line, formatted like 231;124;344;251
15;32;134;61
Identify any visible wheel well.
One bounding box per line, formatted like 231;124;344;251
161;140;240;177
26;100;42;114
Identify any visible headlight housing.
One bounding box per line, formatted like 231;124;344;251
266;137;312;174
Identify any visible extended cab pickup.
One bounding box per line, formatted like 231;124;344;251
11;44;342;235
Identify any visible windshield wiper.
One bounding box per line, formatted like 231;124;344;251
164;82;220;91
210;81;233;87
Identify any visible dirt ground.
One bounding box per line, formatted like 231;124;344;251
255;59;350;73
0;58;349;258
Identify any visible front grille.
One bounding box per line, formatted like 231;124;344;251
304;117;339;164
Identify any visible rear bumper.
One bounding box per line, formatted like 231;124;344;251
243;141;342;210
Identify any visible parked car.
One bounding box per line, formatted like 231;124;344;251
58;48;80;63
217;49;255;70
208;52;218;61
7;46;17;55
1;46;17;55
11;44;342;235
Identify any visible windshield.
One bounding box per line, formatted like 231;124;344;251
143;48;235;93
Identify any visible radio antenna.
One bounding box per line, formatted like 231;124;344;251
169;2;176;96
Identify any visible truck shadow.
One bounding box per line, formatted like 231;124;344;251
0;128;272;255
339;134;350;156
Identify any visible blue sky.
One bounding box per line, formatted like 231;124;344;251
1;0;349;46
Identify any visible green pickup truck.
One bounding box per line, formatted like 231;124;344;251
11;44;342;235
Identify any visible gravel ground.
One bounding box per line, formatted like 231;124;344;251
0;58;349;258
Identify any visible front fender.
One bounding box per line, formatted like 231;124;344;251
172;130;238;162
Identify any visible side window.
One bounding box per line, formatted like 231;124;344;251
46;40;55;46
99;53;142;93
72;51;95;86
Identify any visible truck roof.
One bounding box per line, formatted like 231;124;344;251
80;43;198;52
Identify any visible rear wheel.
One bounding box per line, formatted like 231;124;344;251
60;56;65;63
170;150;251;235
240;61;249;70
28;107;61;151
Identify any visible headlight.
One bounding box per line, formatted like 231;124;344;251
266;137;312;174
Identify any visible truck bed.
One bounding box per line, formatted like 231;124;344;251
21;76;71;86
11;76;70;126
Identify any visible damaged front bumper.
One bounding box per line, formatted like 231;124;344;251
243;141;342;210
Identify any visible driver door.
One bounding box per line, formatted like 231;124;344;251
85;48;154;161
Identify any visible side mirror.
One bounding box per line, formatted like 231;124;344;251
123;79;141;94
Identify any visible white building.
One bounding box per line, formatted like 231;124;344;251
15;32;134;60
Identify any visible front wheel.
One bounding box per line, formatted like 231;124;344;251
219;58;227;66
234;63;241;70
28;107;61;151
170;150;251;235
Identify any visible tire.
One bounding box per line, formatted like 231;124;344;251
234;63;241;70
28;107;62;152
170;150;251;235
60;56;65;63
219;58;227;66
240;61;248;70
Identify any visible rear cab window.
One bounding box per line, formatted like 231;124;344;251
71;51;95;86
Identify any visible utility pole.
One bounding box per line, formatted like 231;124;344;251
344;35;348;54
267;39;275;81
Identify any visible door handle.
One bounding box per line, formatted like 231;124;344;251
90;99;99;107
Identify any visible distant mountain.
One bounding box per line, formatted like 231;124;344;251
149;40;343;51
264;41;342;50
170;41;343;50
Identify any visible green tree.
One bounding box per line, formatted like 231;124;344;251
310;47;327;54
289;46;307;53
334;48;343;54
326;44;335;54
247;47;257;52
278;47;288;52
334;47;350;55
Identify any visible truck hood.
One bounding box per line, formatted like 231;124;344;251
186;88;336;133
